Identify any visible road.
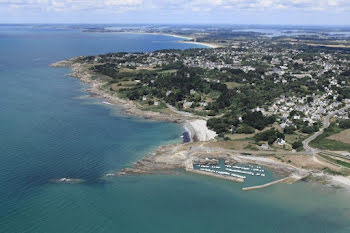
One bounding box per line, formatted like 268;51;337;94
189;145;309;156
165;103;205;119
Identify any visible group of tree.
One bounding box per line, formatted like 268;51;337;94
206;116;239;134
339;119;350;129
301;123;320;134
206;111;276;135
292;141;304;151
254;129;285;145
242;111;276;130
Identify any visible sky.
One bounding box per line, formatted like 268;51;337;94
0;0;350;25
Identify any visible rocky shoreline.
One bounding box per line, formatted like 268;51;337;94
51;59;188;123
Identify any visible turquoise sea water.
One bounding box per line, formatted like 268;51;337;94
0;26;350;233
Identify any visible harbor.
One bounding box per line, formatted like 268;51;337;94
190;160;309;191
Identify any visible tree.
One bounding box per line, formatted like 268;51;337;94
284;125;296;134
236;125;255;134
292;141;303;150
242;111;276;130
207;118;229;134
301;125;316;134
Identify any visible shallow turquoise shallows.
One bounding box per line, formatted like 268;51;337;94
0;26;350;233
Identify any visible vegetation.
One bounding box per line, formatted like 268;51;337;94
254;129;284;145
339;119;350;129
292;141;303;151
207;117;239;134
310;123;350;152
301;123;320;134
322;167;350;176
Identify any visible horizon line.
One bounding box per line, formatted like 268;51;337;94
2;23;350;27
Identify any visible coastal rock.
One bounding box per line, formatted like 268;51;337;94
224;159;238;165
193;158;219;165
51;178;84;184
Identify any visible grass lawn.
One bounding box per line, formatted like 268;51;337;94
285;134;303;144
204;140;252;150
157;69;177;74
225;82;243;89
328;129;350;144
138;101;167;112
111;81;136;91
224;133;255;141
207;91;221;99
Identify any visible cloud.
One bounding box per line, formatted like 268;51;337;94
0;0;144;12
1;0;349;12
1;0;350;23
131;0;350;15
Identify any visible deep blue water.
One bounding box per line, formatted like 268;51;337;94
0;26;350;233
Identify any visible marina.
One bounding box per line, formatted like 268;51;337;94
194;163;267;181
193;161;309;191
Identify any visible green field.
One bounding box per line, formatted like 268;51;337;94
157;69;177;74
225;82;243;89
310;123;350;152
318;153;350;169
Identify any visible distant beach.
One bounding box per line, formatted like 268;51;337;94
158;33;221;48
91;30;221;49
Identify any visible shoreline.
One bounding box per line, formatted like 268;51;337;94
52;60;186;123
151;33;222;48
50;58;350;192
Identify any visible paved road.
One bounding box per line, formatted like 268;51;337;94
303;104;350;154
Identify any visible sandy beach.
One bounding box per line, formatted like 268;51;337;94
152;33;222;48
97;30;221;48
179;40;222;48
183;120;217;142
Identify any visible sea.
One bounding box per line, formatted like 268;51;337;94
0;25;350;233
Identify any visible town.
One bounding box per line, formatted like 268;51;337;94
73;33;350;152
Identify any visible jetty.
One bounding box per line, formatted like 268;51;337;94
242;174;309;191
